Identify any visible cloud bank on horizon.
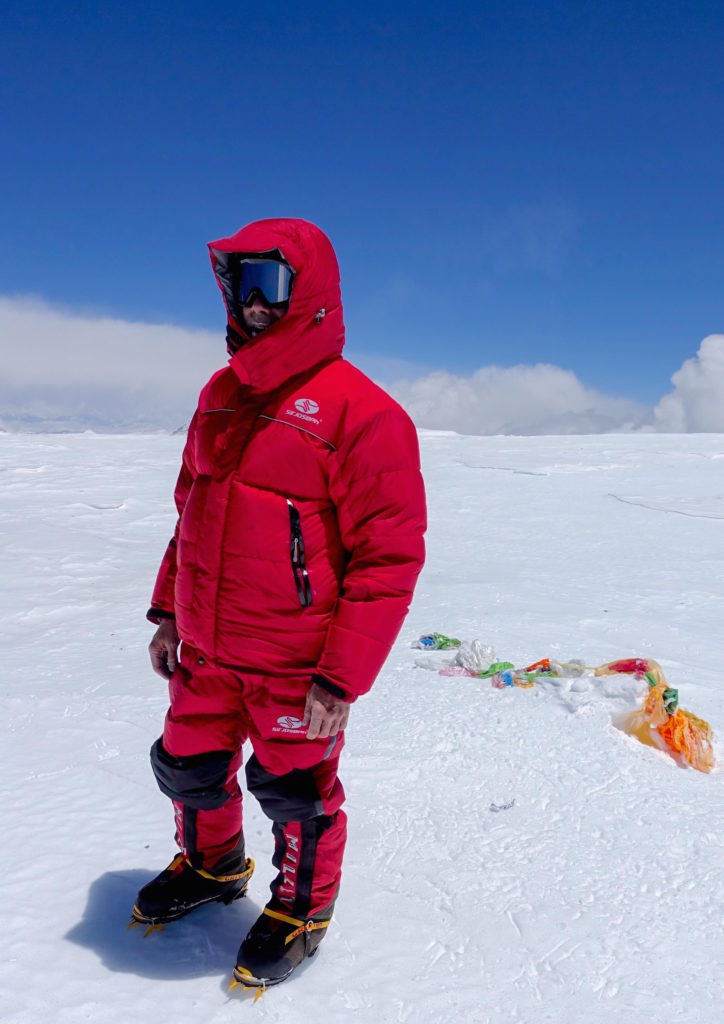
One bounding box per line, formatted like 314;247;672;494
0;296;722;435
390;365;646;436
0;296;221;432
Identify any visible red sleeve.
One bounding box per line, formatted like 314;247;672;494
314;407;427;700
147;412;199;622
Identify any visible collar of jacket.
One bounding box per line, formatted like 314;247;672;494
226;299;344;397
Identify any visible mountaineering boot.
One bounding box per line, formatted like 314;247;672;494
231;899;335;989
130;850;254;927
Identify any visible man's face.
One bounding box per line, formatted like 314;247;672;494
240;293;288;336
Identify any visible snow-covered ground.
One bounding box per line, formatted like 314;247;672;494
2;430;723;1024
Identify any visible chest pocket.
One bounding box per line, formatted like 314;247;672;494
239;416;335;501
194;408;236;475
196;406;267;479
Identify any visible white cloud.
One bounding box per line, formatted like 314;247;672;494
390;364;646;436
653;335;724;432
0;296;223;431
0;296;720;437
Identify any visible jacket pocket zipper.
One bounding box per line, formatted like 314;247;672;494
287;499;313;607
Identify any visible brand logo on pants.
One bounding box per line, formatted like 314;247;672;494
276;715;303;730
277;826;300;909
173;803;186;856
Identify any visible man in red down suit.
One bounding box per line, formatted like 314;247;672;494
131;218;427;989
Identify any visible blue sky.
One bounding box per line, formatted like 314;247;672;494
2;0;723;419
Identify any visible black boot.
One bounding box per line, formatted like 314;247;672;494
232;899;335;989
130;851;254;927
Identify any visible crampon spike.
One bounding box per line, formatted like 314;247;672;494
229;968;265;1000
128;918;164;937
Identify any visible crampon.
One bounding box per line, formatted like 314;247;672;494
128;853;254;936
228;903;332;997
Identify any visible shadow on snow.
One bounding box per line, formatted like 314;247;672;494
64;869;260;981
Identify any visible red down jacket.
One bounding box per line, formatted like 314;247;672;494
149;218;426;701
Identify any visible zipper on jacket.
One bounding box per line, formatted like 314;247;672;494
287;499;313;607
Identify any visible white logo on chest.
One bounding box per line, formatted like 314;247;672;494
294;398;319;415
286;397;321;424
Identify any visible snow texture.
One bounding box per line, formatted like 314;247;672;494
2;430;723;1023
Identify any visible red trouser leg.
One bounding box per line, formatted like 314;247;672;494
242;672;348;917
154;645;248;870
152;654;348;912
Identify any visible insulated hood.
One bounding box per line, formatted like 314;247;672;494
208;218;345;397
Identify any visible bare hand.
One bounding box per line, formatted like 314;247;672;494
149;618;180;680
303;682;350;740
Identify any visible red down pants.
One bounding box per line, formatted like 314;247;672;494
150;644;347;917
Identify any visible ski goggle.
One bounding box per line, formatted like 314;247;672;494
237;258;294;307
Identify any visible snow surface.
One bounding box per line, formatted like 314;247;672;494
2;431;724;1024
